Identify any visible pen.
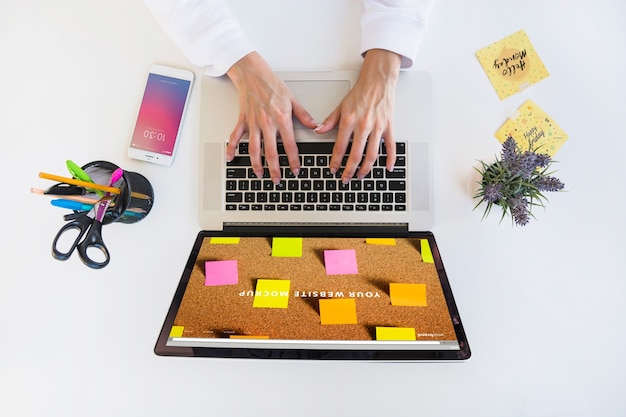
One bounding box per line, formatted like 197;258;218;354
66;160;104;196
49;198;146;214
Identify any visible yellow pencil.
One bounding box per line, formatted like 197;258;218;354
38;172;151;200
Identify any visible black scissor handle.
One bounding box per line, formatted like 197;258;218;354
76;221;110;269
52;216;91;261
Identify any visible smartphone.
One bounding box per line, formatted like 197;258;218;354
127;64;194;166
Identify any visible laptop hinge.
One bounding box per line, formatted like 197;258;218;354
222;222;409;237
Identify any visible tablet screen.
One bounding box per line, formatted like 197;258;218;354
155;229;470;360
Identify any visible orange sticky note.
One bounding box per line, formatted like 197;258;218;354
420;239;434;263
389;283;427;307
169;326;184;338
319;298;358;325
376;327;416;341
365;238;396;245
252;279;291;308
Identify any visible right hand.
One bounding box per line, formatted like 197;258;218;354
226;52;318;183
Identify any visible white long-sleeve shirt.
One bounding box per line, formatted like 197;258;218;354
142;0;433;76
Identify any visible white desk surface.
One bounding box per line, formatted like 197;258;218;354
2;1;625;416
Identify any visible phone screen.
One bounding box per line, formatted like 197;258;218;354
130;73;192;156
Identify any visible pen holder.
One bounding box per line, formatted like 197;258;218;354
81;160;154;224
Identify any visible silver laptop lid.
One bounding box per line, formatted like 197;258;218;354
199;70;433;231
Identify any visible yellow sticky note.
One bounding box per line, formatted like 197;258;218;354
420;239;434;263
389;283;427;307
272;237;303;257
169;326;184;338
252;279;291;308
319;298;358;325
210;237;240;244
476;30;549;99
495;99;568;157
365;238;396;245
376;327;416;341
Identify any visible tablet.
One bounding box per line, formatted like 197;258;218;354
154;226;471;360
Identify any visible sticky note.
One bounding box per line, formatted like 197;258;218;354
475;30;549;99
253;279;291;308
389;283;427;307
169;326;184;338
366;238;396;245
272;237;303;257
210;237;240;244
319;298;358;325
420;239;434;263
495;99;568;156
376;327;416;341
205;260;239;286
324;249;358;275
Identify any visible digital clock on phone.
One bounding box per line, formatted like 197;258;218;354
128;64;194;166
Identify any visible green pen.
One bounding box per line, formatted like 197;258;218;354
66;160;104;196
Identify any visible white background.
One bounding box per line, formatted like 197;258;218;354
1;1;625;416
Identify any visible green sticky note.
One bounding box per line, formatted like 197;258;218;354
253;279;291;308
272;237;303;257
421;239;434;263
376;327;416;341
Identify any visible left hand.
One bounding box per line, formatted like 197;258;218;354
314;49;402;183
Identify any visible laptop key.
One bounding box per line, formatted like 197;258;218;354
226;193;243;203
389;181;406;191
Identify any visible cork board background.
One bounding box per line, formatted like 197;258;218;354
172;237;457;341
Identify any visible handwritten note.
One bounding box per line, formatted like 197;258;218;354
272;237;303;257
319;298;358;325
204;260;239;286
376;327;416;341
252;279;291;308
324;249;359;275
495;99;568;156
389;283;427;307
476;30;549;99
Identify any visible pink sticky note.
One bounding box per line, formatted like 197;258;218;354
324;249;359;275
205;260;239;286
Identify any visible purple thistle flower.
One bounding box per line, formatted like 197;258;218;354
509;195;530;226
501;137;518;168
517;151;539;179
534;153;551;168
533;176;565;192
483;183;503;203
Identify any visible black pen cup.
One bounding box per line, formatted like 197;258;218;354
80;161;154;224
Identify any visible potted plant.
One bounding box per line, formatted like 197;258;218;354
474;136;565;226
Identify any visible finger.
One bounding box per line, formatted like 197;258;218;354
356;130;383;179
278;123;301;177
226;121;247;161
248;128;264;179
315;107;340;134
292;100;317;129
261;128;282;184
340;125;367;183
382;129;396;172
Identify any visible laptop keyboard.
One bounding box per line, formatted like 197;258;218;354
225;141;407;212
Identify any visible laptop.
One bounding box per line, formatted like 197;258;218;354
154;71;471;360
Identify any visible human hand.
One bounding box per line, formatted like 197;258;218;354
315;49;402;183
226;52;318;183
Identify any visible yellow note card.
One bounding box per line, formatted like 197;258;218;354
495;99;568;156
365;238;396;246
169;326;184;338
253;279;291;308
271;237;303;257
319;298;358;325
476;30;549;99
376;327;416;341
389;283;427;307
420;239;434;263
210;237;240;244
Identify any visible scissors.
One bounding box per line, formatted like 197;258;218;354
51;169;123;269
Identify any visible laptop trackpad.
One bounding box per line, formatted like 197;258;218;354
285;80;350;130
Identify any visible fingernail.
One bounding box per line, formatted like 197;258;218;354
330;167;337;174
388;165;395;173
342;177;350;185
292;167;300;176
